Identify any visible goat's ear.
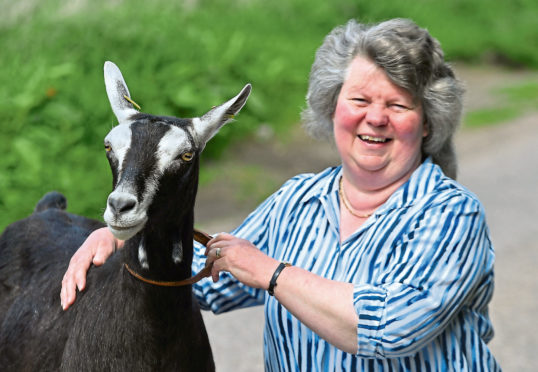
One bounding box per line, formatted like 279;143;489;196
104;61;139;124
193;84;252;147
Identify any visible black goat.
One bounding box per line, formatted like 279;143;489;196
0;61;251;371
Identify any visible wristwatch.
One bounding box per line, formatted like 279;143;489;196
267;262;291;296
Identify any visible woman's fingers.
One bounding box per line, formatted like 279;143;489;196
210;252;227;283
60;227;117;310
61;248;92;309
205;238;232;282
211;264;220;283
93;239;115;266
205;244;226;269
60;276;73;310
204;233;229;256
204;234;276;288
207;232;234;248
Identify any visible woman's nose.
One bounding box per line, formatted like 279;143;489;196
365;104;388;126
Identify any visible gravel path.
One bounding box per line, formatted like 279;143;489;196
456;113;538;372
196;65;538;371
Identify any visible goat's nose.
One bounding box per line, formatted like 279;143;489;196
108;194;137;214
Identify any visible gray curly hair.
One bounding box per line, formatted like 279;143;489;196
301;18;464;179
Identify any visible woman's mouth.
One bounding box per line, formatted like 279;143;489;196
358;134;391;144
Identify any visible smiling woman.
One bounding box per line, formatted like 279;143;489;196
333;56;427;213
303;19;464;181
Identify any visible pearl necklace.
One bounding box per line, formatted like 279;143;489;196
338;177;373;219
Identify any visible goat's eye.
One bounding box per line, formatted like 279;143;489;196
180;152;194;162
104;144;112;153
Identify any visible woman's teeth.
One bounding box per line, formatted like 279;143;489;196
359;135;389;143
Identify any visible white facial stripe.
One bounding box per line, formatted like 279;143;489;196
105;123;133;176
107;125;190;227
104;123;194;242
135;177;159;228
156;126;191;173
103;123;141;232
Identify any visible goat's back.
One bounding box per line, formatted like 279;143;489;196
0;194;214;371
0;199;103;295
0;195;103;370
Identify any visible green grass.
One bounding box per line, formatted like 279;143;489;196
497;82;538;106
1;0;538;231
465;107;522;128
464;81;538;127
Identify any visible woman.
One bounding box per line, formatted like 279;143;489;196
61;18;500;371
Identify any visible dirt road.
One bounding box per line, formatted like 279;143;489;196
196;65;538;371
456;113;538;372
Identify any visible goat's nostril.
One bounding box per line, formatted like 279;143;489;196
109;195;137;214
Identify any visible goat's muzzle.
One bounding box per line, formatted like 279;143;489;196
104;191;147;240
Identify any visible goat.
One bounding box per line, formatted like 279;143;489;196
0;61;251;371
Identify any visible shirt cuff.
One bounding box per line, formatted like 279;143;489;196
353;284;388;358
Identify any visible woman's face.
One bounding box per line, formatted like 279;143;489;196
333;56;426;189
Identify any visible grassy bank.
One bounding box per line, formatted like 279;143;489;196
1;0;537;230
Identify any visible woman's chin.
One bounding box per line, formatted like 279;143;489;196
352;155;388;173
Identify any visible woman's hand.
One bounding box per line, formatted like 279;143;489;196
205;233;279;289
60;227;122;310
205;233;358;353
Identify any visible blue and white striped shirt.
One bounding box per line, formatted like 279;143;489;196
193;158;500;371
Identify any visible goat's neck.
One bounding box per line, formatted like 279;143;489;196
123;212;195;281
120;158;200;282
122;169;198;282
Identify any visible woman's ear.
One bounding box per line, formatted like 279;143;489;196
422;120;429;138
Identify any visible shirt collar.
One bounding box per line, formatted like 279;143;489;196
376;157;443;215
298;166;341;204
301;157;444;214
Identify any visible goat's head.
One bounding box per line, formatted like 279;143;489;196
102;61;251;241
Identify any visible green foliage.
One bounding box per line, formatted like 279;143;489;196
1;0;537;230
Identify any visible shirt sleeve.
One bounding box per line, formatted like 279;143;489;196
353;193;495;358
192;176;303;314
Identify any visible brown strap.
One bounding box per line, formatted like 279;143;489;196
193;228;212;246
124;228;214;287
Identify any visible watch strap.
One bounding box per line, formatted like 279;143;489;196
267;262;291;296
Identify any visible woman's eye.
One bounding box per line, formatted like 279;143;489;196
180;152;194;162
351;98;368;105
389;103;412;112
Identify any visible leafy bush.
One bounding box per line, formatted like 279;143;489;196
1;0;537;230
